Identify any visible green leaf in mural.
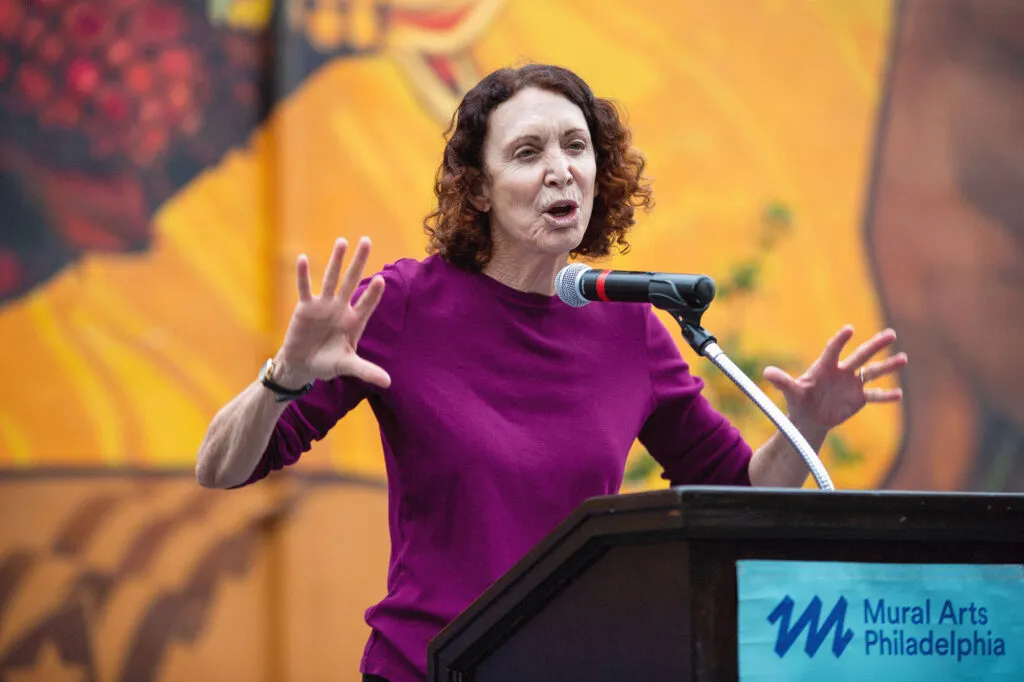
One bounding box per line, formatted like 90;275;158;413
632;200;868;489
728;262;759;295
825;432;864;467
624;447;659;486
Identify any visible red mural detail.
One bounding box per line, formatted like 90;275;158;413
424;53;458;92
0;0;278;304
0;0;484;306
390;5;471;32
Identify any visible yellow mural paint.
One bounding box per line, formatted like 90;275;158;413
0;0;901;490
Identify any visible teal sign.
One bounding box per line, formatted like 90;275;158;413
737;561;1024;680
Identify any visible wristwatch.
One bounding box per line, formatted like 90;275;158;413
259;358;314;403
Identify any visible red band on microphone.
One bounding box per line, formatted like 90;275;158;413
596;270;612;302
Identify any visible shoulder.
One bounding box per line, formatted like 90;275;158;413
354;254;434;305
348;256;441;354
373;253;484;316
370;253;453;292
353;253;458;336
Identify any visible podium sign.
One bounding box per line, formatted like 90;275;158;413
737;560;1024;680
429;488;1024;682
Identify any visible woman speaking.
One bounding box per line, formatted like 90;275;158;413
195;63;906;681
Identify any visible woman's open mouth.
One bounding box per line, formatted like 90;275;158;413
543;200;580;227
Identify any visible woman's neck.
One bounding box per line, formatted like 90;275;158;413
482;249;566;296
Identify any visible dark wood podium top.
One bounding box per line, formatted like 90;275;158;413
560;485;1024;540
428;486;1024;680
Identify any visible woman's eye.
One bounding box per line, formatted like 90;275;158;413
515;148;537;160
568;140;587;152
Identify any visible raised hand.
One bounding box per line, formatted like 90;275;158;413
762;326;907;436
275;237;390;389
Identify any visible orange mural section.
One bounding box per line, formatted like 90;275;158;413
0;0;896;487
0;0;902;488
0;150;271;469
268;0;901;488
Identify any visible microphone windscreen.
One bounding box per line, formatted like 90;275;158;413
554;263;592;308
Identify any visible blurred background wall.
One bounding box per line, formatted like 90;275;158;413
0;0;1021;679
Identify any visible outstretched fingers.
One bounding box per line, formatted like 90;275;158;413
859;352;908;383
817;325;855;369
762;365;798;394
865;387;903;403
339;237;373;304
346;356;392;389
353;275;386;319
296;254;313;302
321;238;349;297
840;328;898;371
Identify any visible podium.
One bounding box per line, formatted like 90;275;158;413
427;486;1024;681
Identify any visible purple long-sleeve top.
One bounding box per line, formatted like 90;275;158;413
239;254;752;681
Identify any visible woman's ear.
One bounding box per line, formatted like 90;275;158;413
468;173;491;213
468;193;490;213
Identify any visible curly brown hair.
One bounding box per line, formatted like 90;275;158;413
423;64;654;271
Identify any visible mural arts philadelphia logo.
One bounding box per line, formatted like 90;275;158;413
768;595;1008;663
768;596;855;658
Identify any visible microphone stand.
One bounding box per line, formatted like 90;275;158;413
652;281;835;491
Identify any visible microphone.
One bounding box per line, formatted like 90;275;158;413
555;263;716;310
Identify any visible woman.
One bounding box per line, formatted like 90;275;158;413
195;64;906;681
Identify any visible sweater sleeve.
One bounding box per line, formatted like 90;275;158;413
637;306;752;487
235;261;409;486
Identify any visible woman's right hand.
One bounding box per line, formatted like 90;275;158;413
273;237;391;389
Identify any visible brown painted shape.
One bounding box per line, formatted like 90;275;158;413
866;0;1024;490
0;478;292;681
117;522;262;682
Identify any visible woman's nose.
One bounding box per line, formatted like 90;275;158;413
544;152;574;187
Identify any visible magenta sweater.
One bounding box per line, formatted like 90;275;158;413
240;254;752;680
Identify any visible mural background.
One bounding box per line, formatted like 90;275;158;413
0;0;1020;678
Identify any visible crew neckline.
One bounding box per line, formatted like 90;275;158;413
435;255;565;309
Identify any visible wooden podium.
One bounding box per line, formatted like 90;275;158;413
427;486;1024;681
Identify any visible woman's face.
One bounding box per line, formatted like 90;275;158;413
478;87;597;260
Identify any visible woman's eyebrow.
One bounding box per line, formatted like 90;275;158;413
505;128;590;151
505;133;542;149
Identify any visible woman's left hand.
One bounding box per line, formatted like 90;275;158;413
762;325;908;439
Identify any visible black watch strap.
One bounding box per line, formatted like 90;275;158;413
259;358;314;403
